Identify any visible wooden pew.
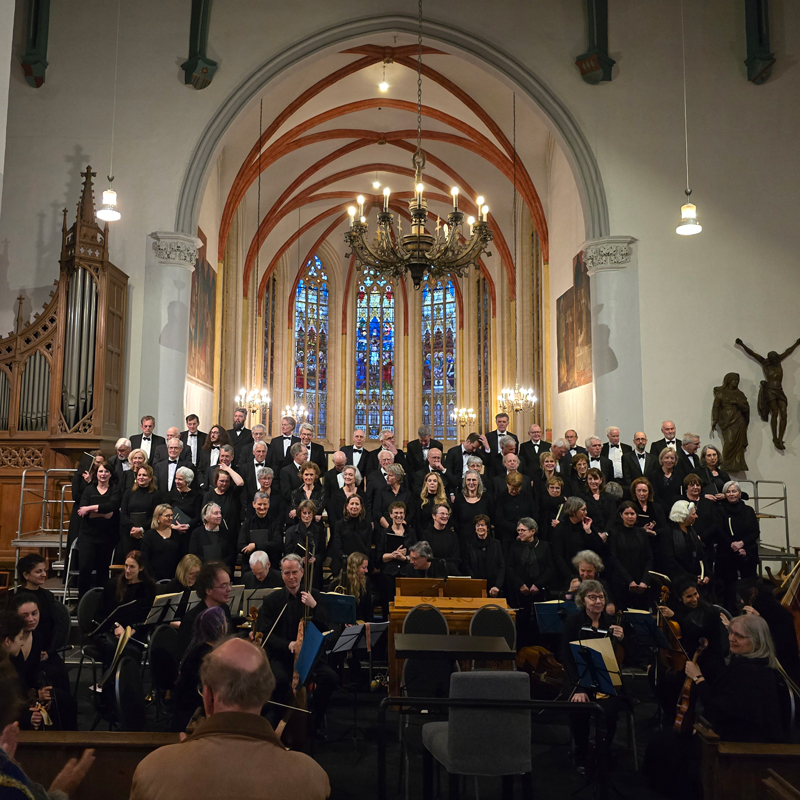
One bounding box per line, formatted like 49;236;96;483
696;721;800;800
16;731;178;800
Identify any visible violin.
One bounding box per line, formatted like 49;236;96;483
516;646;565;699
673;637;708;734
249;606;263;646
656;584;687;674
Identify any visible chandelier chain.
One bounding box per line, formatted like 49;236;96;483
680;0;690;194
416;0;423;160
253;97;263;385
108;0;122;181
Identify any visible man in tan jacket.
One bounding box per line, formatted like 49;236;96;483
129;638;330;800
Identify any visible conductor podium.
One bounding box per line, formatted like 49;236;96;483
387;578;516;695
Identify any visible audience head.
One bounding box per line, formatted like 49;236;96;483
176;554;202;588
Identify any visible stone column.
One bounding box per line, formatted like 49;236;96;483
0;1;16;219
139;232;201;431
582;235;644;436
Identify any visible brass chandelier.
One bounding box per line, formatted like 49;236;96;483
344;0;492;289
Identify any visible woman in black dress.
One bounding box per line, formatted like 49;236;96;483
416;472;449;528
608;501;653;610
283;500;327;589
242;467;285;531
422;504;461;574
171;605;228;732
647;448;683;511
630;477;669;545
494;472;538;556
120;465;163;556
122;449;148;492
77;462;121;597
375;501;417;618
506;517;556;646
141;504;184;581
539;476;566;541
202;465;244;563
189;502;237;573
659;500;712;590
452;472;492;550
581;468;617;531
569;453;590;497
716;480;760;610
373;464;413;529
330;551;374;623
329;494;372;577
67;450;104;552
328;465;365;531
163;553;202;621
699;444;730;499
13;554;58;657
552;496;608;582
238;491;283;572
289;462;325;523
168;466;202;535
463;515;505;597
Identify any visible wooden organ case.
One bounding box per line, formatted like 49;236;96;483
0;166;128;557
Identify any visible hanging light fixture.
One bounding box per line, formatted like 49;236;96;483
235;98;272;422
675;0;702;236
379;59;389;93
344;0;492;289
282;403;307;423
499;93;537;416
96;0;122;222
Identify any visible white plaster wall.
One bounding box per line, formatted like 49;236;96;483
0;0;798;539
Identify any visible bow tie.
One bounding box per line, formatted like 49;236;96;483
666;441;675;445
255;462;264;467
610;444;619;449
189;433;197;437
284;436;292;440
354;448;362;453
638;453;646;459
169;460;178;464
119;457;127;463
211;445;220;450
143;437;151;441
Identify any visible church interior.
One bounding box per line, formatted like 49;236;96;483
0;1;799;797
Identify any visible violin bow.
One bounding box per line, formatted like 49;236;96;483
260;603;288;650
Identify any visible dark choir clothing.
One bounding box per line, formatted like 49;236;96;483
658;525;710;586
267;434;300;472
632;500;669;538
141;529;183;581
227;426;253;458
12;587;57;654
120;487;163;555
327;487;367;530
372;485;414;528
364;468;391;517
78;484;121;597
413;466;458;496
257;588;336;721
552;518;608;582
130;433;167;453
677;450;703;479
646;469;684;514
685;494;720;548
422;523;462;574
506;538;556;599
697;656;787;743
493;490;539;552
177;601;234;658
491;471;533;498
290;484;326;517
237;514;283;569
107;454;130;486
100;578;157;632
279;462;306;501
329;517;372;576
415;493;445;528
518;440;551;476
151;442;193;469
283;521;327;589
622;450;659;486
671;601;727;682
189;525;237;573
240;487;285;533
202;485;243;559
451;493;493;546
240;461;269;499
375;524;418;617
537;494;566;543
162;579;194;619
153;457;194;494
167;486;204;532
405;438;444;476
580;491;618;531
196;447;221;488
715;501;759;610
463;536;505;593
180;428;207;456
483;429;519;455
172;641;212;732
568;472;590;498
699;466;730;495
585;455;614;485
67;469;92;551
747;591;800;687
243;569;283;590
608;525;653;608
322;466;346;505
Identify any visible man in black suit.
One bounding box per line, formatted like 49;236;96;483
480;412;519;456
341;429;370;475
491;452;532;496
585;436;614;484
364;429;407;474
650;420;679;457
237;424;268;469
322;450;348;508
622;431;658;486
267;416;300;472
152;427;193;467
405;425;443;476
601;426;632;484
365;449;397;518
414;447;458;495
241;441;270;499
298;423;327;474
153;439;192;492
129;415;166;463
486;434;519;480
564;429;587;458
180;414;207;466
227;407;253;460
518;423;551;477
550;439;573;480
444;433;485;480
107;437;132;485
279;443;309;501
678;432;703;478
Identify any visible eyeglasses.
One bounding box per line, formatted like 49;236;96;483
729;631;751;640
214;582;231;590
585;595;605;602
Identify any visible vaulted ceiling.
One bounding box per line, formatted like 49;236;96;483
209;33;560;310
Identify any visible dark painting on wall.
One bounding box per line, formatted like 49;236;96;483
188;228;216;387
557;252;592;393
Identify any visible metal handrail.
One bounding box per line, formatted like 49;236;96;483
377;695;608;800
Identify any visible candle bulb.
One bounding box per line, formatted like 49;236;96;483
476;196;484;221
416;183;424;206
383;186;390;212
451;186;459;212
357;195;365;218
468;215;475;236
348;206;356;229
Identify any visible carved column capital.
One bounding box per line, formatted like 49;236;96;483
581;235;637;276
149;231;202;270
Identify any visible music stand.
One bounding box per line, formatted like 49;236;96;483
535;600;579;633
143;592;183;626
569;640;619;696
318;593;358;625
228;584;245;617
622;610;671;650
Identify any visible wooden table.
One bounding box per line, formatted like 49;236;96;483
394;633;514;660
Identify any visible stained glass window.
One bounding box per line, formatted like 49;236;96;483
355;272;395;438
421;279;457;441
293;256;328;438
262;274;277;433
476;275;491;433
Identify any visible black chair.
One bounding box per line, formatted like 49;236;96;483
148;624;178;718
74;587;104;694
115;656;147;731
50;598;72;654
469;603;516;650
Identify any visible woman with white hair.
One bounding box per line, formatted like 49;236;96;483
658;500;711;589
716;480;760;610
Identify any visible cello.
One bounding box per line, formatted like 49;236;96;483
673;637;708;733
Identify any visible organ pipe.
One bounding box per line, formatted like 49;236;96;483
0;371;9;430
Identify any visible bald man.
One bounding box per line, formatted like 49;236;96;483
622;431;658;484
152;426;192;467
130;638;330;800
650;420;679;456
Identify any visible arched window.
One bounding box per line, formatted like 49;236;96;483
355;272;395;438
421;279;457;441
476;274;491;433
293;256;328;438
